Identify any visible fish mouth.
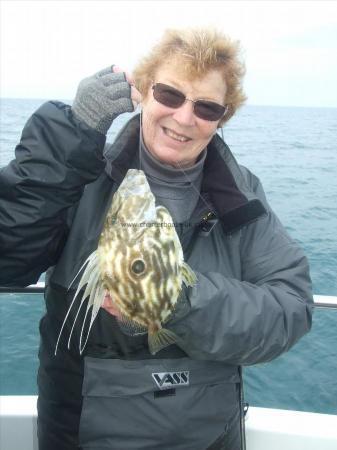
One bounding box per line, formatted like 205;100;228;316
162;127;192;143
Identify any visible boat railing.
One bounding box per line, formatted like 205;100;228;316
0;283;337;309
0;282;46;294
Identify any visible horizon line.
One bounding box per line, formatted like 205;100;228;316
1;97;336;110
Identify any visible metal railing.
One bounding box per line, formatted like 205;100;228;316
313;295;337;309
0;282;45;294
0;283;336;309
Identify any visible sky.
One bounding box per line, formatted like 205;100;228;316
1;0;337;107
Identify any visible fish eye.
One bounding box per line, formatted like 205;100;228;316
131;259;146;275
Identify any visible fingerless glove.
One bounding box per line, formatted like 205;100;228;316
72;66;134;135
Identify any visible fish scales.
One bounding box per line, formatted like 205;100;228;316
55;169;197;355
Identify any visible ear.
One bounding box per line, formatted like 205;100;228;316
140;85;152;107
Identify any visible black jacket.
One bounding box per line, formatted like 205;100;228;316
0;101;313;449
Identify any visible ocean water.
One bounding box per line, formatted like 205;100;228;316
0;98;336;414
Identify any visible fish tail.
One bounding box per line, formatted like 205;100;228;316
148;327;179;355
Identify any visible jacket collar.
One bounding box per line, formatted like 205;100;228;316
104;114;266;233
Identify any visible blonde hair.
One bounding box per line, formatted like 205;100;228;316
133;27;247;125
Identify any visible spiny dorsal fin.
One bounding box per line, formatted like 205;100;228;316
54;250;100;355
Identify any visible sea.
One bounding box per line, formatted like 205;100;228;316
0;98;336;414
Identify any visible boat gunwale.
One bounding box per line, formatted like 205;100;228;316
1;284;336;309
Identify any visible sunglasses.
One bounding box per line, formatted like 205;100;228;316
152;83;227;121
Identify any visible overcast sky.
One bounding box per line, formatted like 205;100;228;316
1;0;337;107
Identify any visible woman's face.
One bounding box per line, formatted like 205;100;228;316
141;63;227;168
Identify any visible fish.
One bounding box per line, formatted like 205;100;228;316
55;169;197;356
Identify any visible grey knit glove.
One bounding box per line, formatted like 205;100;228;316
72;66;134;135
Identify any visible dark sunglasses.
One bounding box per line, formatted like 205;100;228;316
152;83;227;121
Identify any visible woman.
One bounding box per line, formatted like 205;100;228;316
0;28;313;450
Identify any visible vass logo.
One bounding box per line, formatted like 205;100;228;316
152;371;190;390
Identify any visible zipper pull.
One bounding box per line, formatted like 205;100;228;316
200;211;218;235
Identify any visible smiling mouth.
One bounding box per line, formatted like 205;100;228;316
163;127;191;143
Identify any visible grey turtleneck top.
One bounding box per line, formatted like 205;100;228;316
138;138;207;223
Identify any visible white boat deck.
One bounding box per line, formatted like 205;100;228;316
1;396;337;450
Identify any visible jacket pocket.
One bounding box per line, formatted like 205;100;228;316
78;357;240;450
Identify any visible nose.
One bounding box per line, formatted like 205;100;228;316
172;100;196;126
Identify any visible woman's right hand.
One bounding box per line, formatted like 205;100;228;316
72;65;141;135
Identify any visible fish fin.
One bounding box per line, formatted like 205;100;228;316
67;298;86;350
79;284;105;354
69;251;98;306
54;292;81;356
116;314;148;336
78;272;104;354
54;250;100;355
148;327;179;355
68;251;97;291
181;262;197;287
70;271;100;351
69;253;100;351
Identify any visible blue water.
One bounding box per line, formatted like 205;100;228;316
0;98;336;414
